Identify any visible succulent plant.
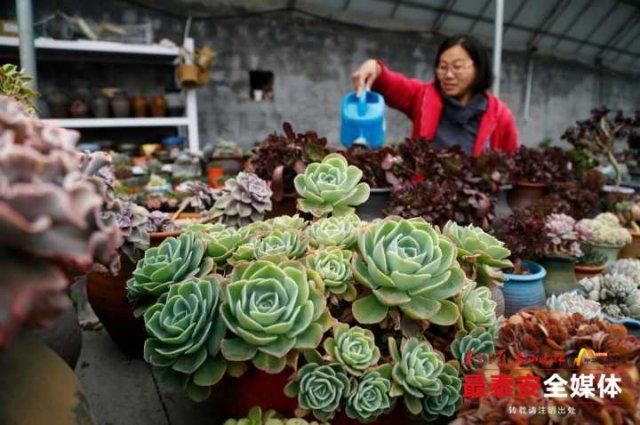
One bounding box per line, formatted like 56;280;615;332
442;221;512;269
323;324;380;376
345;368;393;422
579;213;632;247
143;276;226;401
220;258;330;373
145;210;178;233
450;328;495;371
543;213;591;257
115;201;150;262
0;64;37;112
351;217;465;325
577;244;608;266
546;291;603;319
390;338;445;415
607;258;640;282
421;363;462;422
294;153;370;217
307;214;360;249
210;172;273;227
290;363;350;421
0;97;121;346
223;406;326;425
229;237;261;265
266;214;307;232
305;248;355;298
460;286;498;332
255;230;308;260
614;200;640;231
579;273;640;319
185;223;242;268
175;180;217;214
126;233;214;310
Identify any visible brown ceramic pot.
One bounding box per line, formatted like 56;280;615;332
130;95;148;118
506;180;548;211
619;230;640;259
574;263;607;281
150;95;167;117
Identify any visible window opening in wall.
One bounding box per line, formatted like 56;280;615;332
249;70;274;102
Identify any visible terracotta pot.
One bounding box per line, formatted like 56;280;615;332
195;46;216;70
150;95;167;117
86;256;146;358
506;180;548;211
111;93;130;118
198;68;211;86
619;230;640;259
177;63;199;89
130;95;148;118
574;263;606;281
208;166;225;188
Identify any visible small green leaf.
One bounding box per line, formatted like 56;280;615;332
303;349;324;364
352;294;389;324
284;380;299;398
428;300;460;326
220;338;258;361
186;383;211;402
404;394;423;415
295;323;324;349
388;338;400;362
253;351;287;373
193;356;227;386
226;361;248;378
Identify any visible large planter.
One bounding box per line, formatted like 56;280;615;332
574;263;607;281
588;243;623;268
506;181;548;211
502;261;547;317
539;255;579;296
355;187;390;221
619;230;640;259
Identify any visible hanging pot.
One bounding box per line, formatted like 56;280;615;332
177;64;199;89
355;187;390;222
539;255;579;297
502;261;547;317
619;230;640;259
506;180;548;211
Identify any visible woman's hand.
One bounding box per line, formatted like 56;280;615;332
352;59;381;97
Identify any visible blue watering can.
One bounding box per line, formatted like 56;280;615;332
340;90;386;149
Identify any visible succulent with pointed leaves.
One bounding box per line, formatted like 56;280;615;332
223;406;327;425
546;291;602;319
184;223;242;268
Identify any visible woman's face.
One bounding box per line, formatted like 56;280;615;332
436;45;477;98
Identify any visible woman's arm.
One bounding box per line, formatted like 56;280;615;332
494;106;519;153
353;59;423;118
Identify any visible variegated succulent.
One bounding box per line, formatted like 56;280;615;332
210;172;273;227
607;258;640;282
307;214;360;249
143;277;226;401
579;213;632;247
294;153;370;217
220;258;331;373
305;248;355;299
351;217;464;325
323;324;380;376
346;367;394;422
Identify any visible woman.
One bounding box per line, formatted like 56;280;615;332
352;34;519;156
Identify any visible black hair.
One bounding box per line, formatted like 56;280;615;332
434;34;493;94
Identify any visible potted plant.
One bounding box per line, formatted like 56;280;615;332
491;211;549;316
538;213;592;296
207;159;226;188
340;144;396;221
0;97;120;366
614;200;640;258
574;245;608;280
470;150;515;216
578;213;632;266
507;146;574;210
251;122;330;218
127;154;508;424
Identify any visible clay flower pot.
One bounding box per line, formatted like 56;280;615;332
574;263;607;281
150;95;167;117
619;229;640;259
130;95;148;118
207;166;225;188
506;180;548;211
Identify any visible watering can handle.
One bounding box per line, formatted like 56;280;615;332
357;90;367;116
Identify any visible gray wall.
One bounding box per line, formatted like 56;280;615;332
6;0;639;150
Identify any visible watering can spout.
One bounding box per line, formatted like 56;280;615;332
340;90;386;149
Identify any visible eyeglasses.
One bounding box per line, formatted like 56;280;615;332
436;61;473;76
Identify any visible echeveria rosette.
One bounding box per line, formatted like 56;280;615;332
255;230;308;260
143;277;226;401
390;338;445;415
267;214;307;232
126;233;214;311
460;286;498;332
220;258;331;373
223;406;327;425
421;363;462;422
305;248;355;299
229;238;261;265
450;328;495;371
294;153;370;217
346;366;394;423
186;223;242;268
307;214;361;249
323;324;380;376
289;363;351;422
351;217;465;325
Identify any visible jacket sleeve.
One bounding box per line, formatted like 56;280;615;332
371;60;423;118
495;105;519;153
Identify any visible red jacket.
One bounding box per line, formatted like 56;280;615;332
372;61;519;156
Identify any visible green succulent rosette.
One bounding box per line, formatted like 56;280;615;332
461;286;498;332
223;406;326;425
229;238;260;265
185;223;242;268
323;324;380;376
351;217;465;325
220;258;331;373
442;221;512;268
143;276;226;401
294;153;370;217
346;367;394;423
266;214;307;232
390;338;445;415
126;233;214;311
255;230;308;260
451;327;495;371
421;363;462;421
289;363;351;422
307;214;360;249
305;248;355;299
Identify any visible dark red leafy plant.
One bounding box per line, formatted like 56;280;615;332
513;146;574;184
490;210;548;272
339;144;396;188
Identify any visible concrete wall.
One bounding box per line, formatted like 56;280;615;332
4;0;639;150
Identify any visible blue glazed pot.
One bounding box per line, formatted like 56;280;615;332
503;261;547;317
605;316;640;339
